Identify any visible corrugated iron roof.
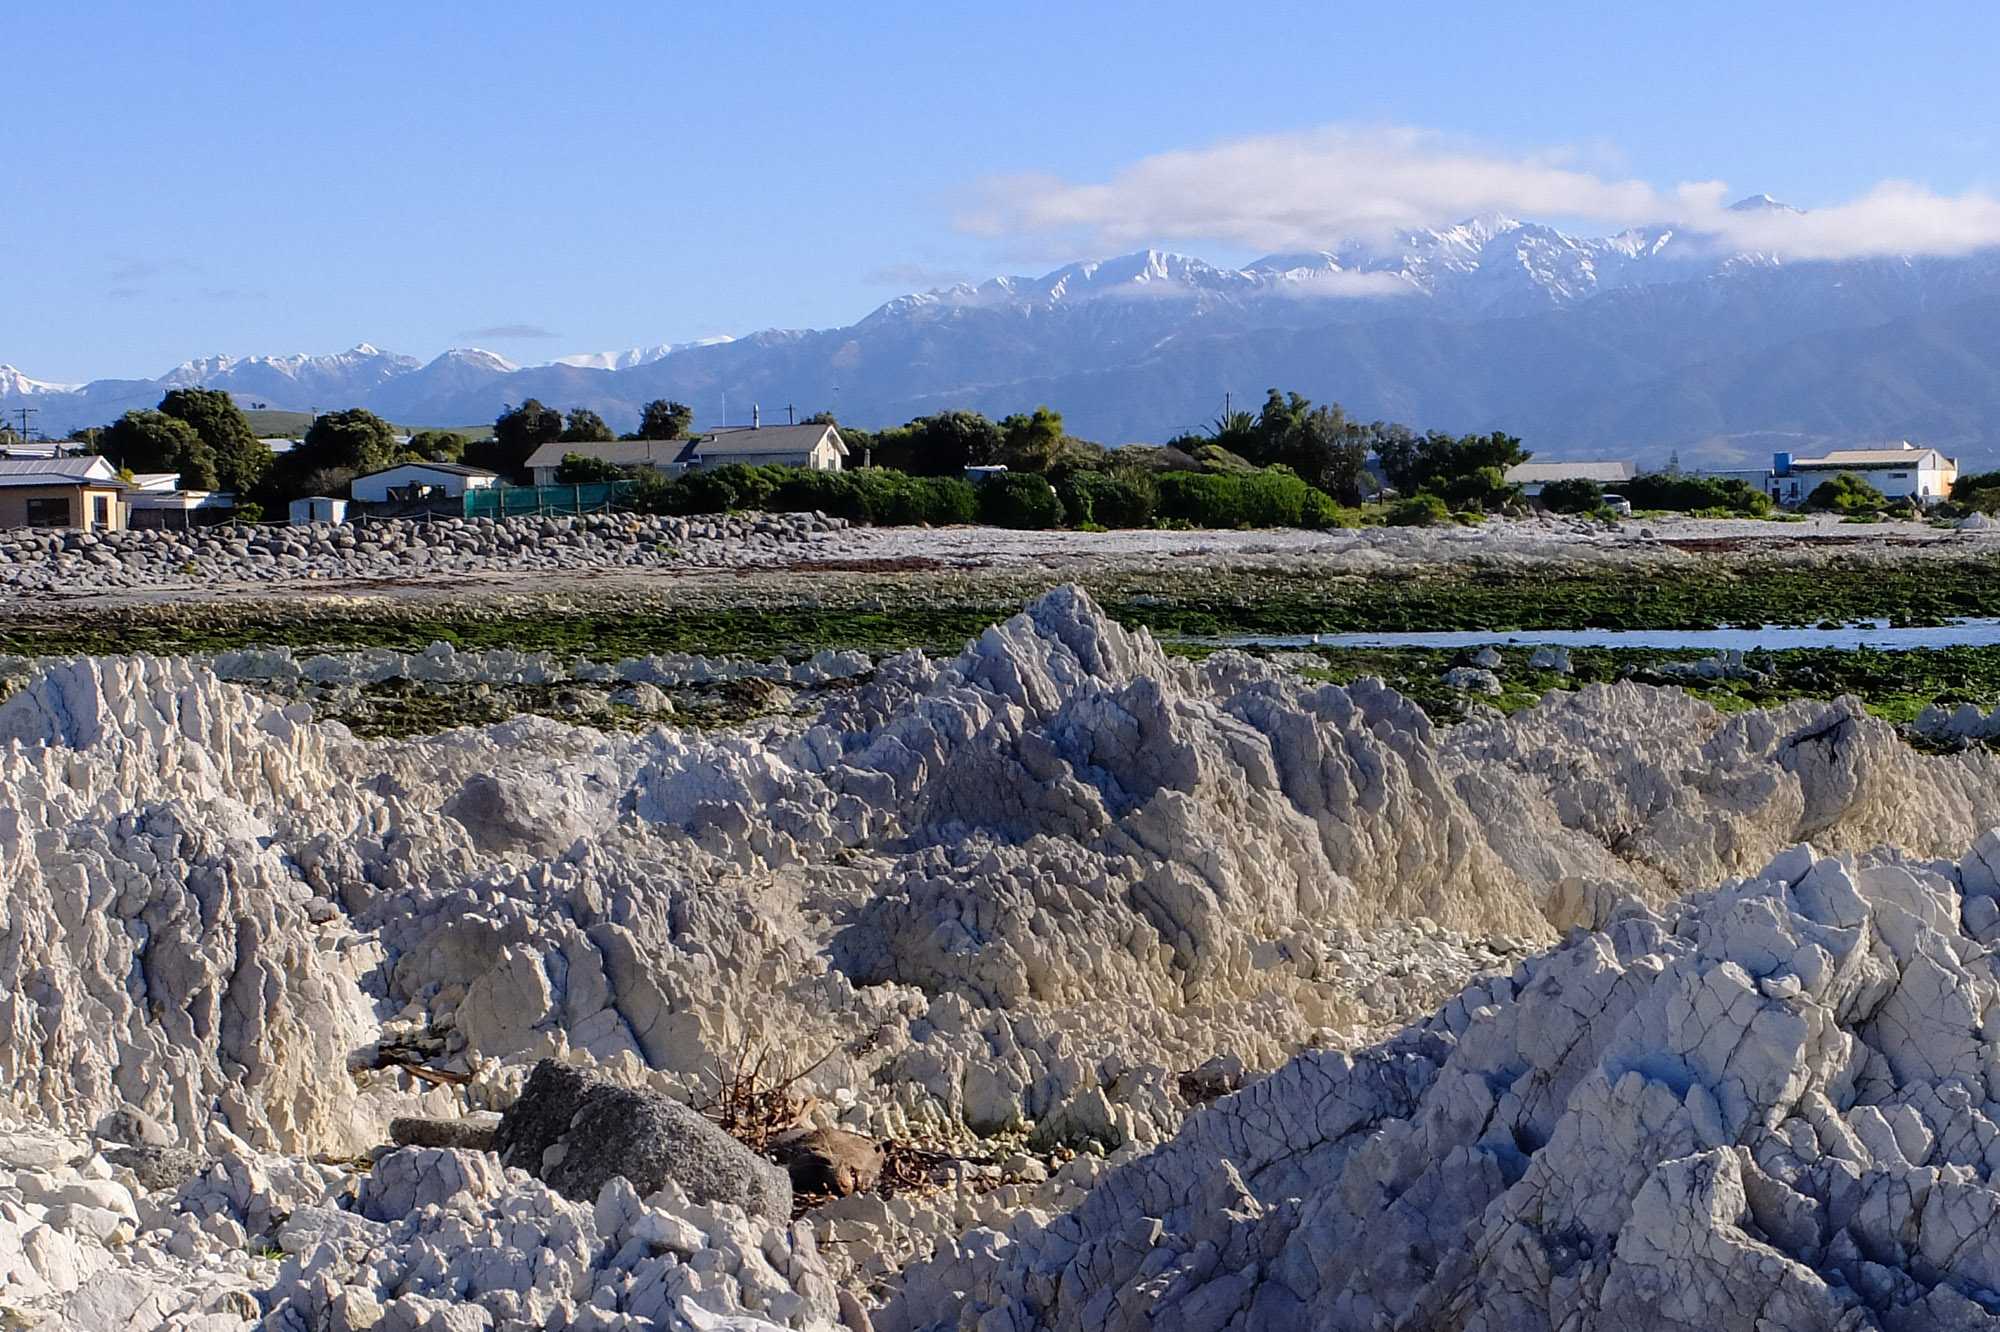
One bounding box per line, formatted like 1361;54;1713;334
1504;461;1637;484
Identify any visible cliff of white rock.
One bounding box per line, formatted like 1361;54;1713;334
2;589;1999;1164
887;835;2000;1331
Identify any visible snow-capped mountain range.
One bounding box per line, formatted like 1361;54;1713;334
14;203;2000;467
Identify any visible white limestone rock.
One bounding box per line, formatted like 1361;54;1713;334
883;837;2000;1331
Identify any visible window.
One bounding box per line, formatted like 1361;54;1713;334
25;497;70;527
91;495;110;528
1889;472;1909;479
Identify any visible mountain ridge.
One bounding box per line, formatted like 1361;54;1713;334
12;211;2000;467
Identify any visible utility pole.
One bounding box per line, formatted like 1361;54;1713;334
13;407;35;441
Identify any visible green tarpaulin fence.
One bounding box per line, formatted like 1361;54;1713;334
462;482;635;519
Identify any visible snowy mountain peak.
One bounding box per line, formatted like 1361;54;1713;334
1729;193;1801;213
553;337;735;372
429;348;518;374
0;365;84;395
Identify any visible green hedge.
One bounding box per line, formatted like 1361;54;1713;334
1538;477;1606;513
626;464;976;525
1614;473;1773;516
1154;467;1344;528
1801;473;1888;515
977;472;1064;528
1057;471;1154;528
622;460;1346;530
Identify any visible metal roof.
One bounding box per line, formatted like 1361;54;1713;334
0;455;116;480
522;438;690;470
0;456;120;487
1792;446;1954;468
1503;461;1637;484
690;424;847;457
353;461;499;480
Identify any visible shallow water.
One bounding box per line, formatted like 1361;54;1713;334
1190;619;2000;653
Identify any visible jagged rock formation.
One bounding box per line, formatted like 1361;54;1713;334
886;835;2000;1330
4;587;2000;1325
3;589;2000;1165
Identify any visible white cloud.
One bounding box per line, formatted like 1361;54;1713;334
1713;180;2000;259
956;126;2000;261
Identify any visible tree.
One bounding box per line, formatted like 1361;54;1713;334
897;410;1004;476
998;407;1067;473
554;452;625;484
560;408;615;443
407;429;468;462
1241;390;1375;504
158;387;268;494
96;410;218;491
1376;429;1529;509
633;400;694;441
257;407;402;501
471;399;565;481
297;408;403;474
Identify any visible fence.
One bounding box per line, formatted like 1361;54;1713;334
461;481;635;520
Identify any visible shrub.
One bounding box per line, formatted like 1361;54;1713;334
977;471;1064;529
1387;493;1450;526
1432;465;1518;512
554;453;625;484
1539;477;1606;514
768;467;976;525
1954;470;2000;499
1058;471;1154;528
1298;488;1352;529
1154;467;1339;528
676;471;741;514
1952;470;2000;514
1801;472;1888;515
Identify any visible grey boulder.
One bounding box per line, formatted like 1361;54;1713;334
493;1059;792;1219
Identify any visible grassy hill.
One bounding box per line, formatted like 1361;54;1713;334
244;409;493;441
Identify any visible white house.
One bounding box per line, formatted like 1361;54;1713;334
1774;444;1958;502
350;461;501;504
1502;460;1637;497
677;423;847;473
523;438;689;488
525;423;849;486
289;496;347;525
123;471;234;529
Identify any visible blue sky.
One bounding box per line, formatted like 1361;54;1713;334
9;1;2000;380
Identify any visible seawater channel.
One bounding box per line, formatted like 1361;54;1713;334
1187;619;2000;653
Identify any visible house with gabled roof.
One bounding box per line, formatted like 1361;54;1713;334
525;422;848;487
0;456;127;531
1773;443;1957;503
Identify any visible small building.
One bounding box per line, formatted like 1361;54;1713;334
1773;444;1958;503
0;456;127;531
1502;460;1638;497
123;472;234;530
350;462;501;504
965;465;1010;483
289;496;348;526
677;422;847;473
523;438;690;488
